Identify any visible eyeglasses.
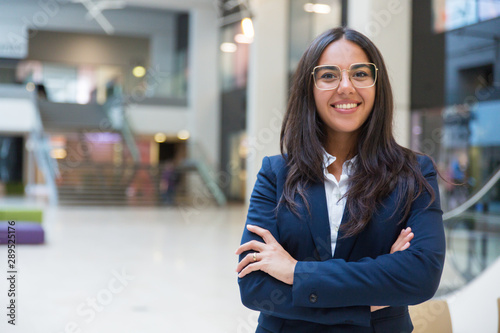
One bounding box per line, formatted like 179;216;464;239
312;63;378;90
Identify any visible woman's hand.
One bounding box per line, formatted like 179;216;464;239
371;227;414;312
235;225;297;285
390;227;414;254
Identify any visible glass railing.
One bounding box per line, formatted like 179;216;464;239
102;92;140;163
184;141;227;206
1;59;188;106
411;101;500;295
437;167;500;295
0;84;59;205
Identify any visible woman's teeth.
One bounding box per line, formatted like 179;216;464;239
334;103;357;109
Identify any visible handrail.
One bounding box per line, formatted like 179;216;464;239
31;91;59;205
103;93;140;163
186;141;227;206
443;166;500;221
0;84;59;205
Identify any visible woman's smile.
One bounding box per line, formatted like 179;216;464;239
331;99;362;113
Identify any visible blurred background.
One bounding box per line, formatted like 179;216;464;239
0;0;499;332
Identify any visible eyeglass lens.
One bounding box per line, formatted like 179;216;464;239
313;63;376;89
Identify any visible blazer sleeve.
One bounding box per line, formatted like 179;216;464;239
238;156;371;327
292;155;446;308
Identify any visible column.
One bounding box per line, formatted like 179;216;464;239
245;0;289;202
188;7;220;169
348;0;412;148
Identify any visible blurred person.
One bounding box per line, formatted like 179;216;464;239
159;161;178;205
447;151;469;209
235;27;445;332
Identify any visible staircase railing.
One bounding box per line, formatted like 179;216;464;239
103;93;140;163
185;141;227;206
30;90;59;205
0;84;58;205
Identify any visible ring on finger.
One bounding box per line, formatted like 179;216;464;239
253;252;257;262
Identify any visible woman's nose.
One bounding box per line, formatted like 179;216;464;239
337;71;355;94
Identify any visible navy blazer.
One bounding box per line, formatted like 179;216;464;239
238;154;445;333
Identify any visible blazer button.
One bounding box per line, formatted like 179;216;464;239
309;293;318;303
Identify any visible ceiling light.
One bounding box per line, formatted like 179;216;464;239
177;130;190;141
220;42;237;53
304;3;331;14
50;148;67;159
26;82;35;92
154;133;167;143
241;18;254;38
132;66;146;78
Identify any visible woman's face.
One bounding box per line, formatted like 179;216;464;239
313;39;376;142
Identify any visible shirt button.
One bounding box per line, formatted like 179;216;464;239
309;293;318;303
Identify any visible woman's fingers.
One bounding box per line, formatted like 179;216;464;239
399;241;410;251
236;252;261;273
235;225;297;284
235;239;266;255
234;225;278;257
246;225;278;244
390;227;414;254
238;260;262;278
370;305;389;312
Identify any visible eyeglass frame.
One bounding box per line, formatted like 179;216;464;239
311;62;379;90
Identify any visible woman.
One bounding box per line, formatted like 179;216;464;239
235;27;445;332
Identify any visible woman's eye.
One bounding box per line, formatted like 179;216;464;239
321;73;338;79
352;71;369;78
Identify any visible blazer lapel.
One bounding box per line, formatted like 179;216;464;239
305;181;332;261
333;208;359;260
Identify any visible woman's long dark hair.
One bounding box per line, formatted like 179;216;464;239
279;27;435;237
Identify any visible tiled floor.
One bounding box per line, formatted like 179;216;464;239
0;198;494;332
0;203;257;333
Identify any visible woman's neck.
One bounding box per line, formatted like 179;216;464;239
324;132;358;182
324;132;358;161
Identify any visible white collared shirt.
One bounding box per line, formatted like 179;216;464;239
322;150;356;256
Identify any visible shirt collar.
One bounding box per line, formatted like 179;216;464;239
322;149;336;169
322;148;357;176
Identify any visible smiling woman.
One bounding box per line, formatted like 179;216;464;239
236;27;445;333
312;40;376;150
